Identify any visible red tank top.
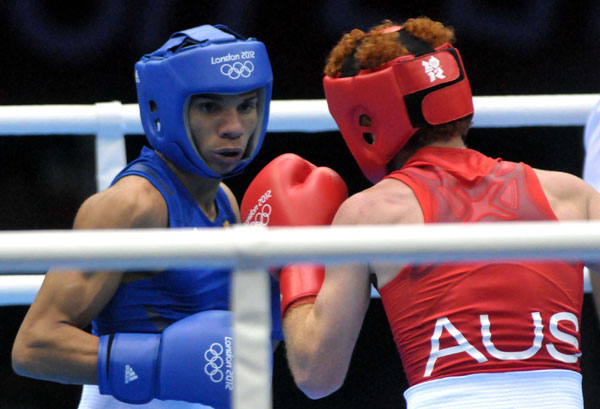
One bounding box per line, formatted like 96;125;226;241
380;147;583;386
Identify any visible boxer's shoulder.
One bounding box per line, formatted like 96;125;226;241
333;179;421;225
534;168;596;220
74;177;167;229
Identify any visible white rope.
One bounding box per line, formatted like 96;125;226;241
0;221;599;271
0;102;141;135
0;95;598;136
1;94;595;192
1;221;597;409
0;275;44;306
0;221;595;303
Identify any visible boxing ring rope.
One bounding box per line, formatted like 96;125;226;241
2;94;598;135
1;94;598;299
1;94;599;408
1;94;597;188
0;222;600;408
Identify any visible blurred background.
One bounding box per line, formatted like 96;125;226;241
1;1;600;407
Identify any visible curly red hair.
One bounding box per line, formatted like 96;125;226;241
324;18;455;76
324;17;472;150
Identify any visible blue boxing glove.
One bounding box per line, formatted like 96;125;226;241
97;310;233;408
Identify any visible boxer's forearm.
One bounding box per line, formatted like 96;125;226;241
12;270;121;385
283;303;349;399
282;261;372;399
12;322;99;384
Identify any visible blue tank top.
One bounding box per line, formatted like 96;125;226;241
92;147;283;340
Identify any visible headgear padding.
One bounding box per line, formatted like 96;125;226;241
135;24;273;178
323;27;473;184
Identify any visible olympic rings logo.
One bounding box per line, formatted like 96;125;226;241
220;61;254;79
244;189;273;225
250;204;271;225
204;342;225;383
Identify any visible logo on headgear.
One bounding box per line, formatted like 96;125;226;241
204;342;225;383
422;56;445;82
220;61;255;79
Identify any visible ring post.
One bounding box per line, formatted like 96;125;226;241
232;225;272;409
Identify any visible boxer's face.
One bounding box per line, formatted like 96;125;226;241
187;91;258;175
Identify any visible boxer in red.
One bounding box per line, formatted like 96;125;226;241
242;17;600;409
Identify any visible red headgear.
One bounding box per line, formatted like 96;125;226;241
323;26;474;183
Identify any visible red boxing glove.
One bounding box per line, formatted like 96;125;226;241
241;153;348;227
278;264;325;316
241;153;347;315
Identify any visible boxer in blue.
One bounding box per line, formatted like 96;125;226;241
11;24;282;409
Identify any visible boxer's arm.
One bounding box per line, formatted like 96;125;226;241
282;178;422;398
220;182;242;223
536;170;600;271
241;153;347;349
534;170;600;320
582;105;600;318
282;195;372;399
586;180;600;272
584;177;600;321
583;100;600;188
12;269;123;384
12;176;167;384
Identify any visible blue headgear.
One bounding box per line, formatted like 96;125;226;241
135;24;273;178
